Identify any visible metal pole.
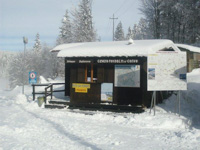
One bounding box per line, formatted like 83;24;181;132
22;37;28;94
154;91;156;116
112;14;114;41
109;14;118;41
22;42;25;94
150;91;154;114
178;91;181;117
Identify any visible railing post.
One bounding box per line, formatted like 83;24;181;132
45;88;47;104
51;84;53;99
32;85;35;100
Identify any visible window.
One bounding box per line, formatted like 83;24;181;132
114;65;140;87
85;64;97;82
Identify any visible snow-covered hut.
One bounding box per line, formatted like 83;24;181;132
175;44;200;72
52;39;187;107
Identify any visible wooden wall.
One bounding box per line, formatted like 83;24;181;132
66;57;152;107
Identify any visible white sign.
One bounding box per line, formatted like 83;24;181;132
101;83;113;102
147;52;187;91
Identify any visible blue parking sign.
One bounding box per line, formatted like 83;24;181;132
29;71;37;84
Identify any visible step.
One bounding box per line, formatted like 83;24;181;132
48;100;70;105
45;104;66;109
68;103;144;113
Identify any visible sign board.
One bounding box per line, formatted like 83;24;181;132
101;83;113;102
114;65;140;87
147;52;187;91
72;83;90;93
29;71;37;84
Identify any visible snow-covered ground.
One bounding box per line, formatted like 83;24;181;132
1;70;200;150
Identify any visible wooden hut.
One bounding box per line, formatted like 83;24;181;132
52;40;184;108
176;44;200;72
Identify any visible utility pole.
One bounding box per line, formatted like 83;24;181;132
22;37;28;94
109;14;118;41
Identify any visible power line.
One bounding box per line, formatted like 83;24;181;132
105;19;112;38
117;1;136;18
114;0;128;15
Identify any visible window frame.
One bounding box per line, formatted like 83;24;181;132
85;63;97;82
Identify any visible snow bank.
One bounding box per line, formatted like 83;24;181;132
1;74;200;150
187;68;200;83
158;68;200;127
39;76;48;84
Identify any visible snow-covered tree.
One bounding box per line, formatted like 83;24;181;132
139;0;200;44
132;24;142;40
71;0;97;42
126;26;134;40
140;0;162;39
8;52;30;88
114;21;125;41
33;33;42;52
0;52;12;78
8;42;61;88
57;10;73;45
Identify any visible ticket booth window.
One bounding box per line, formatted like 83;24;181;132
85;64;97;82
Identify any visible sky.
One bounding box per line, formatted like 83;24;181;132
0;0;142;51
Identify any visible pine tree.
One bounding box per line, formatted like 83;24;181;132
126;26;134;40
140;0;162;39
57;10;73;45
132;24;141;40
33;33;42;52
139;0;200;44
72;0;97;42
137;18;151;39
114;21;125;41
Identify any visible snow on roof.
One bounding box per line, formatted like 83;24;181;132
52;39;180;58
175;44;200;53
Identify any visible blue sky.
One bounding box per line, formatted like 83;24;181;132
0;0;142;51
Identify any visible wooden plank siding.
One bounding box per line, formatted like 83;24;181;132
66;57;152;107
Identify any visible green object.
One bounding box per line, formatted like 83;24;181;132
37;96;44;107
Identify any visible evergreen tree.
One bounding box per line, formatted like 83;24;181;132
114;21;125;41
139;0;200;45
140;0;162;39
8;52;30;88
126;26;134;40
132;24;141;40
72;0;97;42
33;33;42;52
57;10;73;45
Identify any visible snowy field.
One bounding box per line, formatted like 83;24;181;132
1;70;200;150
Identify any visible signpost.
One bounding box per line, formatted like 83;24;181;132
147;52;187;116
29;71;37;84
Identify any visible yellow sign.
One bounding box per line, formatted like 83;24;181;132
72;83;90;93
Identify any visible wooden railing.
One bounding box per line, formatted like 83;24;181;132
32;83;65;103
